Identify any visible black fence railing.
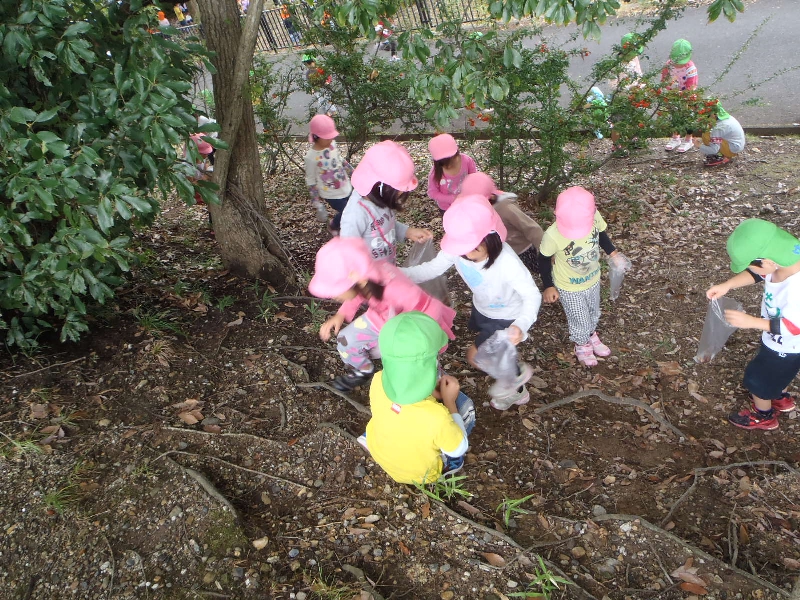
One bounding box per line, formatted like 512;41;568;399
173;0;488;54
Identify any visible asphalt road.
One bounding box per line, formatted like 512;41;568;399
245;0;799;131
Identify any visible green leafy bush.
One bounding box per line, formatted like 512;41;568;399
0;0;212;347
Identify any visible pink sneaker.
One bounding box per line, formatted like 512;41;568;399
589;332;611;357
664;136;681;151
575;343;597;367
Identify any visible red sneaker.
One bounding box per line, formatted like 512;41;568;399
771;393;797;413
728;408;778;431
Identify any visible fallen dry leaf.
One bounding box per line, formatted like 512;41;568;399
708;450;724;459
226;317;243;327
481;552;506;567
783;557;800;570
172;399;200;411
679;582;708;595
178;412;199;425
29;403;48;419
457;500;481;516
521;418;536;430
203;424;222;434
421;502;430;519
398;540;411;555
656;361;682;376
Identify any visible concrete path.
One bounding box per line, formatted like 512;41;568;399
247;0;799;130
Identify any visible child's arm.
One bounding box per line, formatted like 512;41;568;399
433;375;469;452
706;270;761;300
400;250;456;283
507;258;542;342
463;154;478;175
319;312;346;341
537;252;559;303
426;167;451;206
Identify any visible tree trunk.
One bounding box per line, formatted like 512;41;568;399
196;0;294;287
187;0;200;24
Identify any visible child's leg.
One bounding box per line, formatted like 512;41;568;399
336;315;379;372
325;195;349;232
728;345;800;430
559;287;598;366
455;391;476;436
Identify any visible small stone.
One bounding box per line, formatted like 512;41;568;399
620;522;632;533
440;564;451;573
507;580;518;588
296;593;308;600
260;492;271;505
603;475;616;485
372;549;383;557
97;419;111;427
232;567;244;579
558;459;577;469
592;505;607;516
441;592;454;600
313;479;324;488
201;417;221;426
203;572;215;584
288;548;300;558
364;514;381;523
404;512;417;521
571;546;586;559
353;465;366;478
168;506;183;520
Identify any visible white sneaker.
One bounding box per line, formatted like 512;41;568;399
356;433;368;451
490;387;530;411
664;136;681;151
676;140;694;153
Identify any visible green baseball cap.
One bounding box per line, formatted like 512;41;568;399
727;219;800;273
670;39;692;65
620;33;643;58
378;312;447;405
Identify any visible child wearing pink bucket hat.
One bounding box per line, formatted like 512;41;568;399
458;172;544;274
304;114;353;235
402;195;541;409
427;134;478;212
308;237;455;393
538;186;627;367
340;141;433;264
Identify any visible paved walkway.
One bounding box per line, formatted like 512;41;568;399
253;0;798;130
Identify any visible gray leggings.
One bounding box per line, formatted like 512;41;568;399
558;282;601;345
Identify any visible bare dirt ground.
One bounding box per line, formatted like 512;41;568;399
1;135;800;600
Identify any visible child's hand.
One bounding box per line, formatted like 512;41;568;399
319;313;345;342
723;309;761;330
706;283;729;300
406;228;433;243
507;325;523;345
693;138;702;148
543;287;559;303
434;374;460;409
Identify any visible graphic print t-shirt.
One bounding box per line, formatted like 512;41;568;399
304;141;353;200
539;212;607;292
761;270;800;354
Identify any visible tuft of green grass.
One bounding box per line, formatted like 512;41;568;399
308;568;360;599
414;473;472;503
216;295;235;311
256;292;279;323
508;555;574;598
497;494;535;527
304;300;327;331
132;307;185;338
43;484;80;514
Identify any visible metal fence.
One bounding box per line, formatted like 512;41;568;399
173;0;489;54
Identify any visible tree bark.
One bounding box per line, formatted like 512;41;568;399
196;0;294;287
187;0;200;24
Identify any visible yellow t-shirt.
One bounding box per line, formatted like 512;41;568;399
539;211;607;292
365;372;465;484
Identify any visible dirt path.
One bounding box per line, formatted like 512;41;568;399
1;136;799;599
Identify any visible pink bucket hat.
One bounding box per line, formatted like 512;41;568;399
555;186;596;239
308;237;377;298
190;134;213;156
351;141;418;196
308;114;339;143
459;172;499;200
428;134;459;161
441;195;507;256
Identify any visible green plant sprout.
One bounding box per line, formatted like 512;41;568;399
256;292;279;323
414;474;472;503
497;494;535;527
216;295;235;311
508;556;574;599
304;300;327;331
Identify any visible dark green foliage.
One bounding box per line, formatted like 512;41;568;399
0;0;214;347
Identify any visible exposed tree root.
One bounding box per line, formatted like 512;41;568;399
659;460;800;527
592;513;790;598
297;382;371;415
319;421;360;446
534;389;691;442
342;564;387;600
5;355;88;379
152;449;309;490
161;426;281;445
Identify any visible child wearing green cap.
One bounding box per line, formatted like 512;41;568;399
706;218;800;430
363;312;475;483
692;102;745;167
661;39;699;153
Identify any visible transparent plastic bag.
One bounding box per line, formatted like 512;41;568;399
694;297;743;363
473;330;518;389
313;201;329;223
608;253;632;301
403;239;449;303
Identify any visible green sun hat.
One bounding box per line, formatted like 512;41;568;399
715;102;730;120
378;312;447;406
727;219;800;273
670;39;692;65
620;33;643;58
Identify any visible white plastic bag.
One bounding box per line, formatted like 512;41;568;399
403;239;449;303
473;330;518;389
313;201;329;223
694;297;743;363
608;253;632;301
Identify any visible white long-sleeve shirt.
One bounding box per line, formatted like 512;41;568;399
401;243;541;339
339;192;409;263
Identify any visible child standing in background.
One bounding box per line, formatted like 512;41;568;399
402;196;541;410
706;219;800;431
427;134;478;213
340;141;432;263
458;172;543;273
308;238;455;393
538;187;625;367
304;115;353;235
662;39;699;153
